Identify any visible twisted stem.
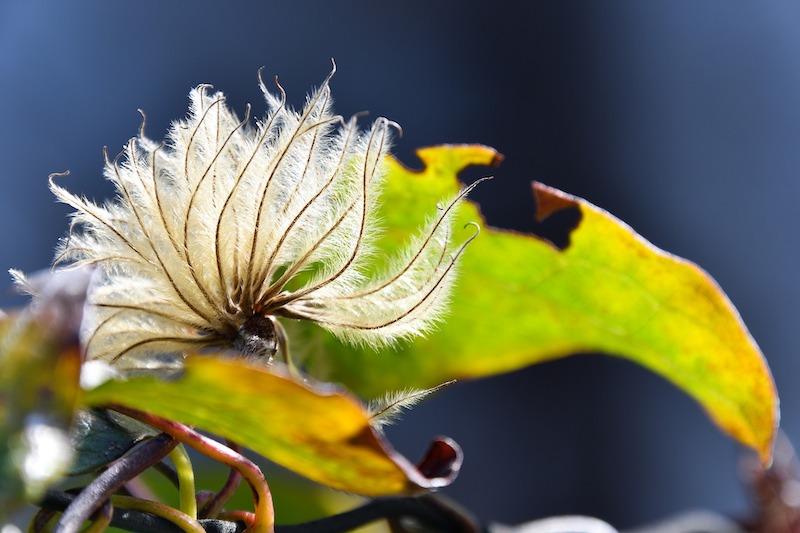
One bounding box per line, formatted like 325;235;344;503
108;405;274;533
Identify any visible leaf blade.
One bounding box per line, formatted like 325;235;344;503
300;144;778;463
81;356;461;496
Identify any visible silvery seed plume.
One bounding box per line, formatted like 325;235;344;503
367;381;455;431
49;67;482;368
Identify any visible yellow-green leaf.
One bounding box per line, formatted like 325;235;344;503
299;144;778;464
81;356;461;496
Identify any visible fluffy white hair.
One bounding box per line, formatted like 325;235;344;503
50;66;479;367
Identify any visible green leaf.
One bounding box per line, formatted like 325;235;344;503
81;356;462;496
298;144;778;464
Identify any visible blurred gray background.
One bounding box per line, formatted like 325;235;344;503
3;1;800;529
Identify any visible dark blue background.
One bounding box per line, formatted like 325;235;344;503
3;2;800;529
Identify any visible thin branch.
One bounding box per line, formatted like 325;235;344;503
200;441;244;519
108;405;274;533
112;495;205;533
40;491;484;533
275;495;480;533
153;458;180;488
29;506;58;532
54;433;178;533
81;499;113;533
41;490;244;533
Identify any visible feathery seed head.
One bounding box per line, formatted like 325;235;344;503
50;66;481;368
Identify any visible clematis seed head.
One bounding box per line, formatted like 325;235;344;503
49;65;482;369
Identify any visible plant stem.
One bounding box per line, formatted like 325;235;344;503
111;495;205;533
169;444;198;519
29;507;58;533
201;441;243;519
154;459;181;488
109;405;275;533
41;491;485;533
217;511;255;528
276;495;479;533
54;432;178;533
82;499;113;533
41;490;244;533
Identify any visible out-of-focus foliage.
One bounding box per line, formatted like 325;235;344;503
0;279;83;518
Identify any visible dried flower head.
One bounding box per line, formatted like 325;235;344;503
50;66;481;369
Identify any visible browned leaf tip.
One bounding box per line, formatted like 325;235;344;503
741;431;800;533
405;436;463;490
416;437;462;479
532;181;580;222
488;151;505;168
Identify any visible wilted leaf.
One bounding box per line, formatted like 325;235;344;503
299;144;778;463
81;356;462;496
